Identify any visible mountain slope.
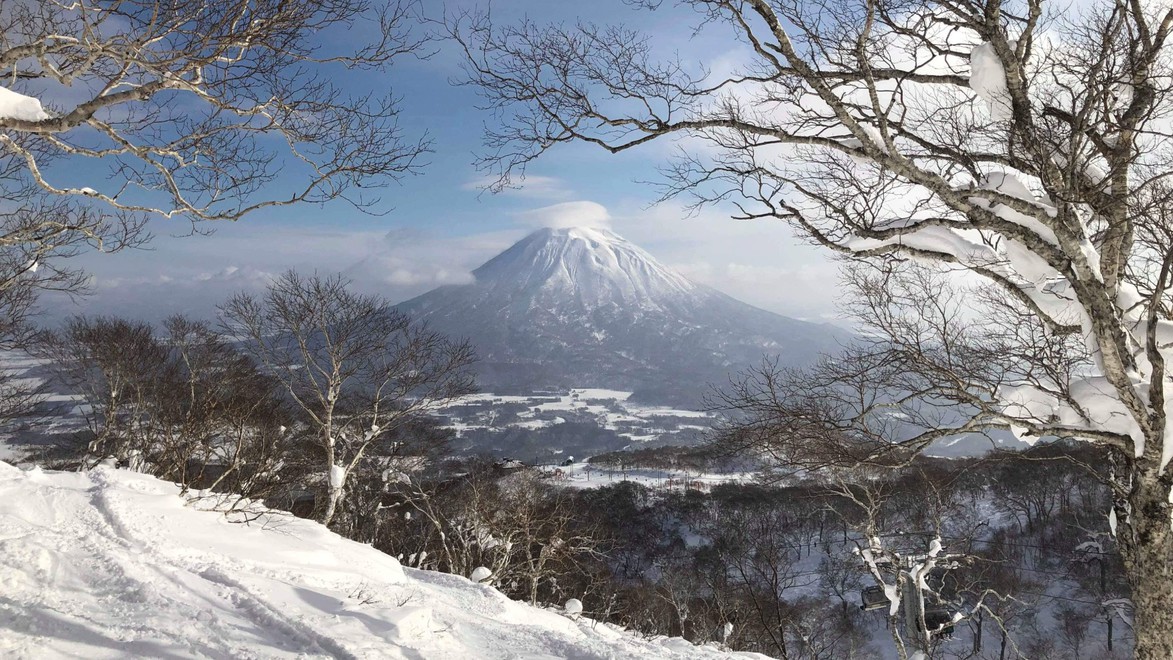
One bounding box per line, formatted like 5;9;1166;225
0;461;764;659
398;227;843;405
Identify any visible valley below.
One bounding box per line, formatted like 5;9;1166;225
434;388;714;462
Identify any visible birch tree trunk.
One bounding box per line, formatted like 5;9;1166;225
1120;460;1173;659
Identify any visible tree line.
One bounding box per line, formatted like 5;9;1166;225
14;272;1131;658
347;441;1130;659
29;271;474;538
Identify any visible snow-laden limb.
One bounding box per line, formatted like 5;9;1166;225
855;536;901;616
927;537;942;558
328;463;346;490
908;540;942;593
1104;598;1135;630
884;583;901;616
0;87;48;122
969;172;1061;249
839;124;890;166
999;377;1146;450
0;462;766;659
968;42;1013;120
843;225;1001;266
1074;540;1104;555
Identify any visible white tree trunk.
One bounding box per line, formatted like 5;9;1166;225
1121;465;1173;659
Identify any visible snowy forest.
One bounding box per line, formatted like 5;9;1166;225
4;0;1173;659
4;289;1138;658
9;320;1138;657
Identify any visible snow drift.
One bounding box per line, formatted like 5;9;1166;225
0;462;761;659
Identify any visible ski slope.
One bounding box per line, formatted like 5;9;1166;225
0;462;764;659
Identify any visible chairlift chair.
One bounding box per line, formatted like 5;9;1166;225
859;585;889;611
922;606;955;637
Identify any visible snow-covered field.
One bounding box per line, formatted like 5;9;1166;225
436;388;712;443
0;350;86;463
0;461;764;659
545;461;756;492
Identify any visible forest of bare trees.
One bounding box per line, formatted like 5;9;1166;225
22;338;1133;658
4;0;1172;657
450;0;1173;654
33;272;475;540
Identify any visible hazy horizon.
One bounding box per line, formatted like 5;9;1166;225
38;0;843;327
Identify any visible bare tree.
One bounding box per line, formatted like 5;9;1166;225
0;1;431;431
153;316;291;497
36;314;291;500
0;261;46;432
1;0;429;226
489;470;606;606
710;505;807;656
220;271;475;528
452;0;1173;654
38;316;169;467
0;0;430;281
391;461;606;607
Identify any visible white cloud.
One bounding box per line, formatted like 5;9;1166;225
343;228;491;291
56;264;280;323
513;200;612;230
45;196;844;325
192;265;275;284
462;174;574;200
43;225;511;323
598;198;845;319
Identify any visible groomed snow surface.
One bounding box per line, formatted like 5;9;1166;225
0;462;764;659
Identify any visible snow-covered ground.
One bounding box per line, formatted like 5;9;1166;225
436;388;712;443
0;350;86;463
545;461;756;492
0;461;765;659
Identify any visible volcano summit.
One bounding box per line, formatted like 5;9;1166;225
397;226;841;405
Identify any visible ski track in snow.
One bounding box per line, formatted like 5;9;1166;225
0;462;765;659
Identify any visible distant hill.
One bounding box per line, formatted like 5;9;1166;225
397;226;845;406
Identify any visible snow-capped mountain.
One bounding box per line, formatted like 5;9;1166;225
397;227;844;405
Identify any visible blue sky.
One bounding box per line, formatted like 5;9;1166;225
47;0;841;324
